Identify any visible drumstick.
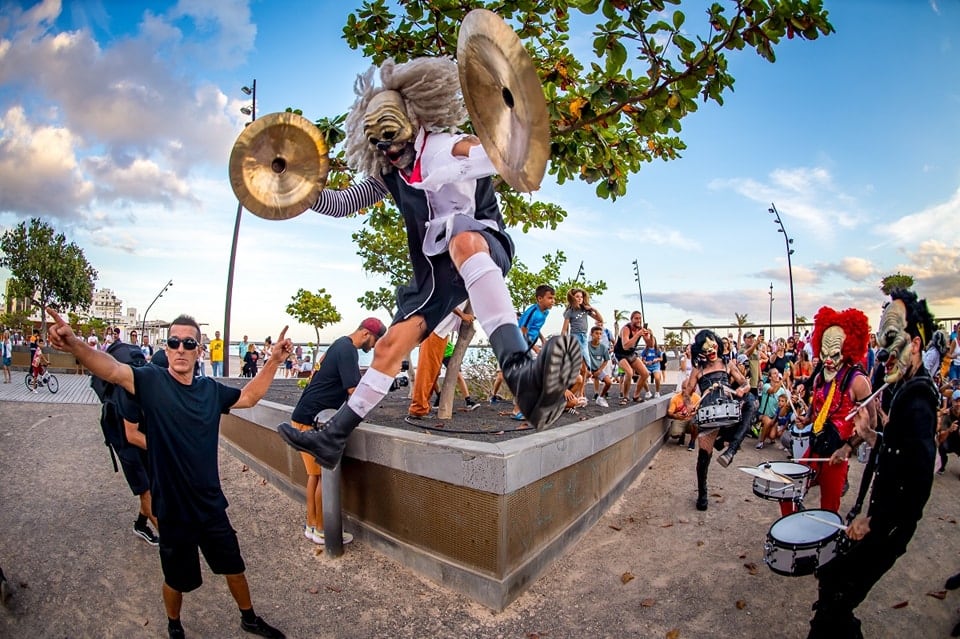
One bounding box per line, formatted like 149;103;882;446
796;458;835;464
844;383;889;421
800;512;848;532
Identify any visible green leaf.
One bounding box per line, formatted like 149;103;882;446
607;40;627;73
573;0;602;15
673;10;685;29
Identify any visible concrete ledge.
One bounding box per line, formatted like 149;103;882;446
223;397;670;610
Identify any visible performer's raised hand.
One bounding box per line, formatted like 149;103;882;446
45;307;77;351
269;326;293;365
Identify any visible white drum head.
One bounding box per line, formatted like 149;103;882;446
770;510;841;545
763;461;811;478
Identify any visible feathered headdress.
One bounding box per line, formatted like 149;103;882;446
344;57;467;177
810;306;870;365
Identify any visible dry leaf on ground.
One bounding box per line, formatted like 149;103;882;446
744;562;759;575
666;629;680;639
891;600;909;609
735;599;747;609
640;598;656;607
926;590;947;600
621;572;635;584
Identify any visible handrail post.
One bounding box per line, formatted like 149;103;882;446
321;462;344;557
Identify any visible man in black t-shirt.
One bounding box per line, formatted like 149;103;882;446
46;308;288;639
288;318;385;546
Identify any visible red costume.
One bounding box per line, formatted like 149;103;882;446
781;306;870;515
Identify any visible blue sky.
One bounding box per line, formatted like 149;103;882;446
1;0;958;344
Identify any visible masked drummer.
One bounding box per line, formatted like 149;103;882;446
278;57;581;468
683;329;757;511
780;306;875;517
808;288;938;639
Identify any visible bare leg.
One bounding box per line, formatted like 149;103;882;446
225;573;253;610
138;490;158;530
162;583;183;621
305;473;321;528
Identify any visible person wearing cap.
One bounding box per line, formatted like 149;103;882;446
936;389;960;476
284;318;386;547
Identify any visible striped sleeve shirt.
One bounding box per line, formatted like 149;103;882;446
310;176;389;217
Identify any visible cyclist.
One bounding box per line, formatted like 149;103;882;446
29;338;49;392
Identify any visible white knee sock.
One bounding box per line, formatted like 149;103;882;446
458;253;517;337
347;367;394;418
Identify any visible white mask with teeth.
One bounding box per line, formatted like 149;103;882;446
820;326;846;383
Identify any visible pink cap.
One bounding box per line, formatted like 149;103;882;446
360;317;387;339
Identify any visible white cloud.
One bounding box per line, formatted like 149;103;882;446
709;166;866;239
0;1;256;226
819;256;876;282
885;187;960;246
0;106;94;219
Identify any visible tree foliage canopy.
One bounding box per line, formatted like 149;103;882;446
294;1;833;346
0;218;98;330
286;288;343;345
880;272;914;296
343;0;833;209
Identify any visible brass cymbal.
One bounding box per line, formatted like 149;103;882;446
457;9;549;193
229;112;329;220
737;466;793;484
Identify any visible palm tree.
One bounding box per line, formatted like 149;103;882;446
612;309;628;337
680;319;695;345
734;313;750;344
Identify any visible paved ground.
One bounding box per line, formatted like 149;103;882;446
2;375;959;638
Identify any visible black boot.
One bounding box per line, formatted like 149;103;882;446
696;448;710;511
277;405;363;470
488;325;581;431
718;393;757;467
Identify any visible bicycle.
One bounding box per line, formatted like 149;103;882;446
24;368;59;394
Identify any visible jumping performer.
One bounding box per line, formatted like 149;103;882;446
808;288;939;638
277;57;580;468
781;306;874;516
683;329;756;511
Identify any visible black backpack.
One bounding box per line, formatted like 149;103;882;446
90;342;148;471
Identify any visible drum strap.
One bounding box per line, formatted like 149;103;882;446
847;432;881;523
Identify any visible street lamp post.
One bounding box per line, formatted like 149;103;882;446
768;203;796;337
768;282;774;340
573;261;585;283
223;79;256;377
142;280;173;337
631;259;646;322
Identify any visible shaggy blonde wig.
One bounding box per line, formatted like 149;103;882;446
344;57;467;177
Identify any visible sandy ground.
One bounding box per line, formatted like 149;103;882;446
2;397;960;638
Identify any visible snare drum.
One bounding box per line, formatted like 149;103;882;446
764;509;843;576
695;389;741;430
751;461;811;502
790;428;811;461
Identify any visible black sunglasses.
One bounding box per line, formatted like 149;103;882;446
166;336;198;351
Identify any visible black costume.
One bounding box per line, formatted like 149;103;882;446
808;368;938;638
290;336;361;425
694;370;758;509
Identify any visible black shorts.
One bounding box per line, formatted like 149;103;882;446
393;227;512;335
158;512;245;593
115;445;150;496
